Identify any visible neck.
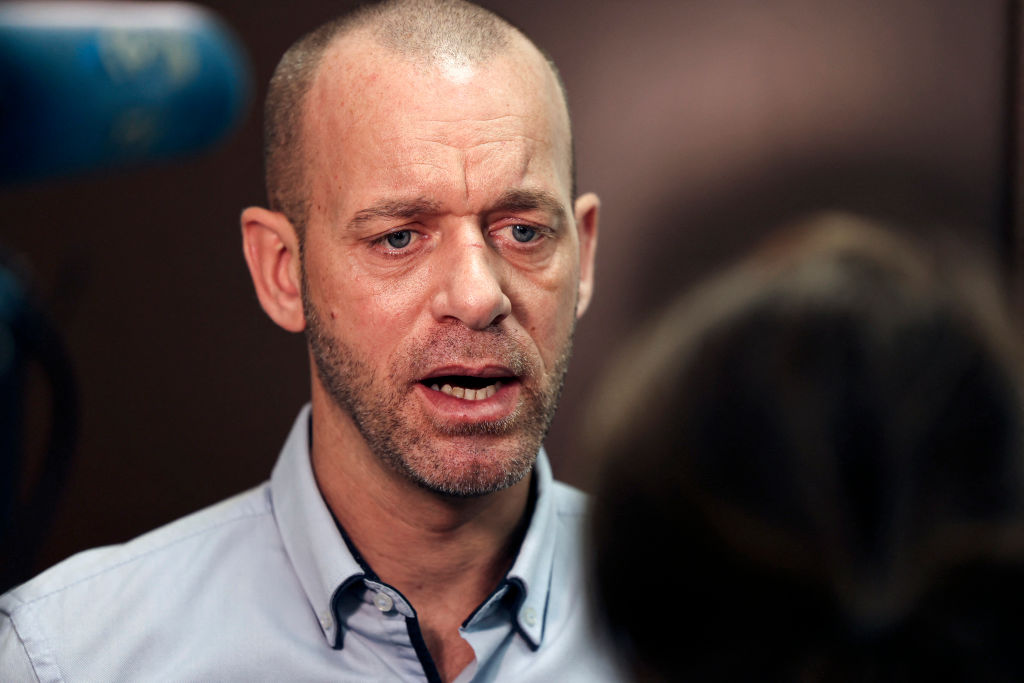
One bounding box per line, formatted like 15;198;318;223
309;393;534;612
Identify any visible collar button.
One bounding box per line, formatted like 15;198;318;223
374;591;395;613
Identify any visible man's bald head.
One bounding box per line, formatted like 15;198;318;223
263;0;573;239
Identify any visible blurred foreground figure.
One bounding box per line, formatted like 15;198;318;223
589;214;1024;682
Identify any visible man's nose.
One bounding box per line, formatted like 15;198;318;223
430;233;512;330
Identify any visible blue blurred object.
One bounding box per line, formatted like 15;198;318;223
0;1;251;183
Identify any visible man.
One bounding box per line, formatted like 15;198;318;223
1;1;614;681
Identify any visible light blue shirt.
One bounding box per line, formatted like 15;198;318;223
0;406;621;682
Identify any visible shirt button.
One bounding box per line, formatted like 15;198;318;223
320;613;333;629
374;591;395;612
522;607;537;627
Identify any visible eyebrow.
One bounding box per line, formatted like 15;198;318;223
345;188;568;231
347;197;443;231
490;189;568;224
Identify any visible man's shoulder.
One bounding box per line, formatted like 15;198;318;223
2;483;274;612
0;481;346;681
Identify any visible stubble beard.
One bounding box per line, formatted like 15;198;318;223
302;281;573;498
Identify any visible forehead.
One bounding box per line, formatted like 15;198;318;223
300;33;572;215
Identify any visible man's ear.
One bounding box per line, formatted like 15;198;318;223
241;206;306;332
573;192;600;318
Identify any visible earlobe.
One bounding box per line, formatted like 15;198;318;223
241;206;306;332
573;192;600;318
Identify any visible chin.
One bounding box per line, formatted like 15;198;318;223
399;440;538;498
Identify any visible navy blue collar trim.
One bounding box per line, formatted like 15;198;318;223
328;514;378;651
462;580;503;627
505;576;541;651
406;615;444;683
329;574;367;650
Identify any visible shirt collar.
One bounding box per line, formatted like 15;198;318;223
270;404;559;650
270;404;363;646
497;447;557;650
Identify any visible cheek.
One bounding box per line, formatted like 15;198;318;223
511;260;580;352
315;259;432;345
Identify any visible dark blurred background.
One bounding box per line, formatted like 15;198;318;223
2;0;1013;584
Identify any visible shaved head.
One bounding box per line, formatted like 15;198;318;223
263;0;573;239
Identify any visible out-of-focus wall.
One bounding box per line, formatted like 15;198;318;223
2;0;1008;581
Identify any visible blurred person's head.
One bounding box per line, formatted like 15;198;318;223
588;213;1024;681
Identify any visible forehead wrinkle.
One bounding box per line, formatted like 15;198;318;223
399;136;544;157
379;135;539;203
465;140;540;199
419;113;529;125
406;116;544;146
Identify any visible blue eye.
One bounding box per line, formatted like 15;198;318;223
386;230;412;248
511;225;537;243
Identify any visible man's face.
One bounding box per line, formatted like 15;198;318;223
298;36;595;497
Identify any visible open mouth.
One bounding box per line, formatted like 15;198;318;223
420;375;510;401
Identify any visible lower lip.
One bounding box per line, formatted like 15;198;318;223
414;380;521;423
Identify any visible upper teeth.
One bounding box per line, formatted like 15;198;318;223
430;381;501;401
